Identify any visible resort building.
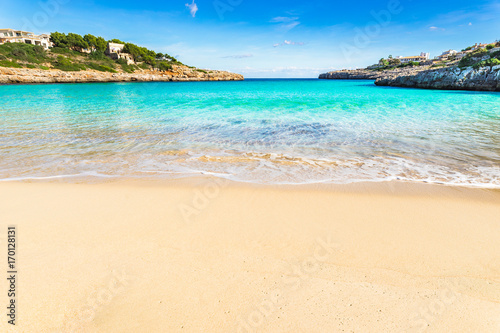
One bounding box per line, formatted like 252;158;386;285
105;42;134;65
435;49;458;61
0;29;52;49
396;52;430;64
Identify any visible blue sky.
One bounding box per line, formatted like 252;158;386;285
2;0;500;77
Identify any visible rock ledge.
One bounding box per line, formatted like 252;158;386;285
0;66;244;84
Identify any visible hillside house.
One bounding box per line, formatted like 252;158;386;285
396;52;430;64
0;29;52;49
436;49;458;61
105;42;134;64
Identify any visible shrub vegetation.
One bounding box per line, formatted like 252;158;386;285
52;55;86;71
0;32;187;72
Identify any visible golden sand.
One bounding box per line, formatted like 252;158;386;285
0;179;499;332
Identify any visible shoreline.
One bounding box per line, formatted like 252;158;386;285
2;172;499;191
1;179;499;332
3;175;500;190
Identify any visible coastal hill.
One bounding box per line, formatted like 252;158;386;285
320;41;500;91
0;30;243;83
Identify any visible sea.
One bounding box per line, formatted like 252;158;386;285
1;79;499;187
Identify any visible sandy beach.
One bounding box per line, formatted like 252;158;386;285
0;179;498;332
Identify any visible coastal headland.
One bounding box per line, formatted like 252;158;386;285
320;41;500;91
0;29;243;84
320;65;500;91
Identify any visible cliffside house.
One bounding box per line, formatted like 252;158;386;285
0;29;52;49
396;52;430;64
436;49;458;61
105;42;134;65
471;43;488;51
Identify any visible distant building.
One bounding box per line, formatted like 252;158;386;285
105;42;134;65
105;42;125;55
471;43;488;51
0;29;52;49
435;49;458;61
396;52;430;64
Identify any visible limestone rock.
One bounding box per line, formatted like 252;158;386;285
319;65;500;91
0;65;244;84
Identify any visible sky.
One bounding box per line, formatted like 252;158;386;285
2;0;500;78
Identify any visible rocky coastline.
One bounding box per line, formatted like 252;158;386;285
0;65;244;84
319;66;500;92
318;67;429;80
374;65;500;91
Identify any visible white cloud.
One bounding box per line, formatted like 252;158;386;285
274;40;305;47
429;26;445;31
185;0;198;18
270;15;300;32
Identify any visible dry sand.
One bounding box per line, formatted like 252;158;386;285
0;179;499;332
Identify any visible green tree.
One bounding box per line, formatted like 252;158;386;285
84;34;97;50
109;39;125;44
379;58;389;66
50;32;68;47
157;62;172;71
66;33;89;51
388;58;401;66
143;55;156;66
95;37;107;52
156;52;164;59
123;43;141;60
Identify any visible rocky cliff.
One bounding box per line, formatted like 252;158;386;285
318;67;429;80
0;65;244;84
319;69;382;80
374;65;500;91
319;65;500;92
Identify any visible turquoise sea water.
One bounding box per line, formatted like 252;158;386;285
0;79;499;187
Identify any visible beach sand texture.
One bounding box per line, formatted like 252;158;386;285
0;179;499;332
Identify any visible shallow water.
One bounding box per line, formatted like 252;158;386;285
0;79;499;187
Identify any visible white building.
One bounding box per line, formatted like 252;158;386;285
0;29;52;49
105;42;134;65
435;49;458;61
396;52;430;64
